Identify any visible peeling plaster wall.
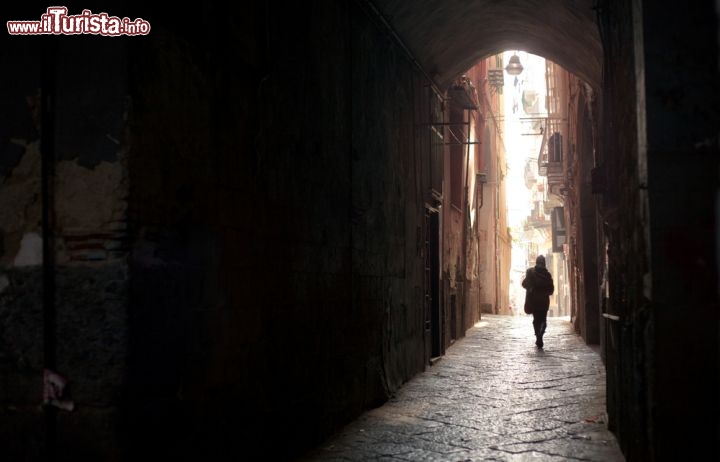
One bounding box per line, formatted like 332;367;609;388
0;36;129;460
0;37;44;458
55;159;128;265
0;141;41;267
0;142;127;267
55;161;127;230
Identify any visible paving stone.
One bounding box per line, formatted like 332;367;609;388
299;315;625;461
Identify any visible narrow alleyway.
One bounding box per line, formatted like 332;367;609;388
299;315;624;461
1;2;716;460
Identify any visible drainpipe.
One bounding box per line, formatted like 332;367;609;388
462;110;472;329
494;170;500;314
41;40;57;460
464;111;472;223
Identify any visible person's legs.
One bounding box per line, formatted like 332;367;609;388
532;315;542;347
532;309;548;348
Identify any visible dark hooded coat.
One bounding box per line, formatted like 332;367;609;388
522;266;554;314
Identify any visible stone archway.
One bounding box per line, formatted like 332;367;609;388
369;0;602;90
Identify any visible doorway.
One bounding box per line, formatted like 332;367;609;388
425;209;441;360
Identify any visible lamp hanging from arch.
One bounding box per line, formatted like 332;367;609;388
505;54;524;75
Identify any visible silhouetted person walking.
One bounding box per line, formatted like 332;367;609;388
522;255;554;348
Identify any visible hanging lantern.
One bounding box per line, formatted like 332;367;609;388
505;54;524;75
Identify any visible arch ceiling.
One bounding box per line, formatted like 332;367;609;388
372;0;602;90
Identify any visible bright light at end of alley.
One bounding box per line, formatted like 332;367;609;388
502;50;548;312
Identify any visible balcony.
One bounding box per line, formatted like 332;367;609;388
546;161;563;182
447;75;479;110
525;215;551;230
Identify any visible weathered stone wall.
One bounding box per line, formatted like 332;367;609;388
639;0;719;459
599;0;719;459
1;3;437;459
577;89;601;346
350;1;429;393
123;2;350;457
566;82;601;345
122;1;432;459
476;124;497;314
595;2;651;459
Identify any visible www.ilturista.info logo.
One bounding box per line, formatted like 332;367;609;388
7;7;150;36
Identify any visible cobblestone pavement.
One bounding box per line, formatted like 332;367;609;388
298;314;625;461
